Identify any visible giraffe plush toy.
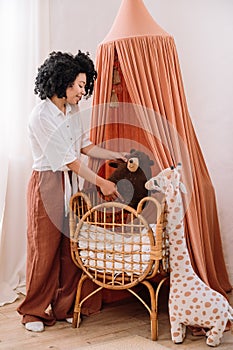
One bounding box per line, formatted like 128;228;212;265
145;164;233;347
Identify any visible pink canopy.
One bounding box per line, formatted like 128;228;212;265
88;0;231;300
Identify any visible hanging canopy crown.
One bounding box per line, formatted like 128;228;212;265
102;0;169;43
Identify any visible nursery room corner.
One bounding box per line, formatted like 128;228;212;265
0;1;232;349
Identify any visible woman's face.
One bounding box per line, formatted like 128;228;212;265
66;73;86;105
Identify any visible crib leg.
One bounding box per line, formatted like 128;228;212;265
151;312;158;341
72;273;89;328
72;310;79;328
141;280;157;340
143;276;169;341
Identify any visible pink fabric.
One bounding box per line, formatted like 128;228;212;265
88;0;231;299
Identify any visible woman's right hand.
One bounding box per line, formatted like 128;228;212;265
99;179;122;201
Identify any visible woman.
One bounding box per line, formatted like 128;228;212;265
17;51;126;332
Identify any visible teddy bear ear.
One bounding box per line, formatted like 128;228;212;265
108;161;119;168
130;149;136;154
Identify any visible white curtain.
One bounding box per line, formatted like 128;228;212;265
0;0;50;306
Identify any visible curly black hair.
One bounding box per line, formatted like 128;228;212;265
34;51;97;100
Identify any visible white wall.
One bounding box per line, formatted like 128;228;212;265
49;0;233;284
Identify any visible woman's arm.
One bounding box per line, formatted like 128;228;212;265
67;158;119;199
81;143;127;161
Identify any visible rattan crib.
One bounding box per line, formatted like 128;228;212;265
69;186;169;341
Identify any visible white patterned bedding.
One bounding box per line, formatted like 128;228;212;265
77;223;157;275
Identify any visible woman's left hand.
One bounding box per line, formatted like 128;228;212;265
113;152;129;162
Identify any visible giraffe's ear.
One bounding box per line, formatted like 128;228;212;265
179;181;187;193
177;163;182;173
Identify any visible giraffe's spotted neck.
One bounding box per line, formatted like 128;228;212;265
166;189;183;227
144;165;192;271
165;189;191;270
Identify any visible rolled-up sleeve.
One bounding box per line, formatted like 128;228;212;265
81;129;92;149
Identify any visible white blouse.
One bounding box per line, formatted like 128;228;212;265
28;97;91;171
28;97;92;214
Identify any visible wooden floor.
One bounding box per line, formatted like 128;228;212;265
0;288;233;350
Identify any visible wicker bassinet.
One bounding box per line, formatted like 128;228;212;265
69;186;169;340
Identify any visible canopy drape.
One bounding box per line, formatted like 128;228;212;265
88;0;231;300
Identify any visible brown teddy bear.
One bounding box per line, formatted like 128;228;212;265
104;149;154;209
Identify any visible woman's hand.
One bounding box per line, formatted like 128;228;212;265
99;178;123;201
112;152;128;162
67;158;124;201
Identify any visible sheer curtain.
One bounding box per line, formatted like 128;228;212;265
0;0;50;305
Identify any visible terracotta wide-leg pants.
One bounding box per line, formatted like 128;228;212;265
17;171;101;325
